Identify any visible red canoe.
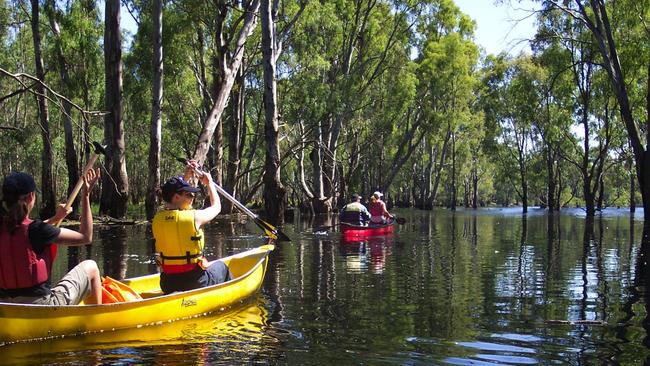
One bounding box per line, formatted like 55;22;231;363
340;220;395;240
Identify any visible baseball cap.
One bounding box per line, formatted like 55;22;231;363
373;191;383;198
351;193;361;200
161;176;201;202
2;172;39;201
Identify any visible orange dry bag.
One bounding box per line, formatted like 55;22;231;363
101;276;143;304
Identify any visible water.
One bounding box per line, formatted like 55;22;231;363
2;208;650;365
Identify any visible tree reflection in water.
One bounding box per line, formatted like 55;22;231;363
100;225;128;279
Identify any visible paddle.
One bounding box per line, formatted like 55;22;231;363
175;158;291;242
53;141;107;227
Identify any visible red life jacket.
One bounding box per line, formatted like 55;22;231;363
0;218;53;289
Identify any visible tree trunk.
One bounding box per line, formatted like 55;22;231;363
31;0;56;219
45;0;80;216
472;163;478;209
630;154;636;212
422;143;434;209
520;157;528;214
430;128;452;207
597;176;605;210
146;0;163;220
45;2;79;206
100;0;129;218
545;144;556;212
192;0;260;165
566;1;649;219
261;0;286;225
223;63;246;214
383;110;425;192
450;131;457;211
311;120;328;213
211;118;224;185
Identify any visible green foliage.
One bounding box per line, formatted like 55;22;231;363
0;0;643;216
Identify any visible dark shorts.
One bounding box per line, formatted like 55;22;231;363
160;261;232;294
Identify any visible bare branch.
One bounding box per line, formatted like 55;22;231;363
0;125;20;131
0;67;107;118
0;83;36;103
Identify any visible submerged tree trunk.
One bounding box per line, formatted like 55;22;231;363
430;127;452;207
450;131;457;211
146;0;163;220
31;0;55;218
519;154;528;214
261;0;286;225
557;1;650;220
100;0;129;218
472;161;479;209
545;143;556;212
422;143;434;209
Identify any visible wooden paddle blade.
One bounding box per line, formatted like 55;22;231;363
395;217;406;224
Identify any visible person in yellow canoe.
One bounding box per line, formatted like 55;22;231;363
152;160;232;294
0;169;103;305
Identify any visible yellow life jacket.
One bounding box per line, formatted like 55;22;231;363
152;209;204;265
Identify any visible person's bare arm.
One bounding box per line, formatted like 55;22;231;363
194;170;221;228
382;202;393;218
56;168;101;246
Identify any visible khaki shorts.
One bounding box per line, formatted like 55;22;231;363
32;263;92;305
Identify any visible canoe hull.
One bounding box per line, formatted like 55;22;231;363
340;222;394;241
0;245;274;343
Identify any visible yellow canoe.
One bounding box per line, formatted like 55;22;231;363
0;244;274;344
1;302;268;362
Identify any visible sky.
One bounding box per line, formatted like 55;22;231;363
119;1;539;56
453;0;539;55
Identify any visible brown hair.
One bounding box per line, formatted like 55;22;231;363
0;196;29;234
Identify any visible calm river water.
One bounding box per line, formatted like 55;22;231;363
2;208;650;365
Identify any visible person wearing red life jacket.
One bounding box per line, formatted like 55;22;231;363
0;169;102;305
152;160;232;294
369;191;394;225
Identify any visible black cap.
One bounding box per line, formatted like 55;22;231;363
161;176;201;202
2;172;38;201
351;193;361;201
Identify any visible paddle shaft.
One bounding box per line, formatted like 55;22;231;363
191;167;259;219
53;150;103;227
63;153;100;211
182;159;289;241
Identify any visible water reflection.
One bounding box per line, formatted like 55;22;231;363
638;223;650;354
4;210;650;364
99;225;129;279
339;236;393;274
